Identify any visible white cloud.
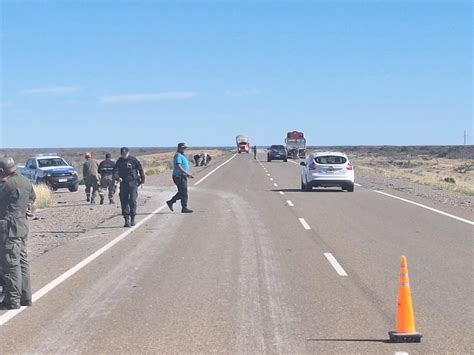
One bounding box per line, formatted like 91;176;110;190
20;86;81;95
98;91;199;104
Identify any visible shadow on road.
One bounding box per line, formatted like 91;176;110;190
271;188;344;193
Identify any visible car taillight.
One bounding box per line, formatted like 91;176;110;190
346;163;353;170
309;162;317;170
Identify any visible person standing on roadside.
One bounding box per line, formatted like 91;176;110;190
253;145;257;159
114;147;145;228
82;152;100;204
167;143;194;213
98;153;117;205
0;158;35;310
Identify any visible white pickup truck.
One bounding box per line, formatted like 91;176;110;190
17;153;79;192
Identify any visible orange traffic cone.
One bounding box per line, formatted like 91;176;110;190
389;256;422;343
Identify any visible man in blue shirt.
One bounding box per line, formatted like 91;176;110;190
167;143;194;213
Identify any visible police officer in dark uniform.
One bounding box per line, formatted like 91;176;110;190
114;147;145;228
0;158;36;310
98;153;117;205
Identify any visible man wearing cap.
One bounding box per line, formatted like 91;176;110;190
83;152;100;204
167;143;194;213
98;153;117;205
114;147;145;227
0;158;36;310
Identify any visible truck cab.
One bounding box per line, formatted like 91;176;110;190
18;153;79;192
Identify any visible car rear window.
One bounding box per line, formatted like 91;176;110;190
315;155;347;164
271;145;285;150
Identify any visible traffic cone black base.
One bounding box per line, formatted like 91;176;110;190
389;331;422;343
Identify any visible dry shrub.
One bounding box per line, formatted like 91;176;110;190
33;184;54;210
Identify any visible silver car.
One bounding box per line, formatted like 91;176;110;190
300;152;355;192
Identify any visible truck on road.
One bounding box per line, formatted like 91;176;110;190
236;134;250;154
17;153;80;192
286;131;306;159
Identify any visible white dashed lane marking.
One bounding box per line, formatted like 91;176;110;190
324;253;348;276
299;218;311;230
287;200;294;207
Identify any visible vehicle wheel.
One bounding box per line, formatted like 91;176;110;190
305;183;312;191
301;179;306;191
284;159;288;162
347;183;354;192
69;184;79;192
267;157;271;162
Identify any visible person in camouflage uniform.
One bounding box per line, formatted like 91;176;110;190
98;153;117;205
0;157;36;310
83;152;100;204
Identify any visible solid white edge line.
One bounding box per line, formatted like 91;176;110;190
0;203;168;326
299;218;311;230
324;253;348;276
193;154;237;186
287;200;294;207
0;154;239;326
394;352;409;355
373;190;474;226
354;183;362;187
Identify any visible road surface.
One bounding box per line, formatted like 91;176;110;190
0;153;472;354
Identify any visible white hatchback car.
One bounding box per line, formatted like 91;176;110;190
300;152;355;192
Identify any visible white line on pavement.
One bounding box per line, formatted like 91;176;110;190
279;191;285;195
0;203;167;326
394;352;409;355
354;183;362;187
194;154;237;186
324;253;348;276
299;218;311;230
270;178;274;181
373;190;474;226
289;160;299;165
267;173;270;176
273;183;278;187
287;200;294;207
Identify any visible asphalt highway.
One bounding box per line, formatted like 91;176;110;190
0;153;472;354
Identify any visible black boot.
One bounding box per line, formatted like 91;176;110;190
130;216;136;226
166;200;174;212
181;207;193;213
124;216;131;228
100;195;104;205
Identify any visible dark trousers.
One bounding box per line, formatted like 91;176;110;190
119;182;138;217
171;175;188;208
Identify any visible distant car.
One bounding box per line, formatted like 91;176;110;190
267;145;288;162
17;153;79;192
300;152;354;192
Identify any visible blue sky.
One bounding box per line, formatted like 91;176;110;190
1;0;472;148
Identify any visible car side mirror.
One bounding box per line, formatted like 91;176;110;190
300;162;306;166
